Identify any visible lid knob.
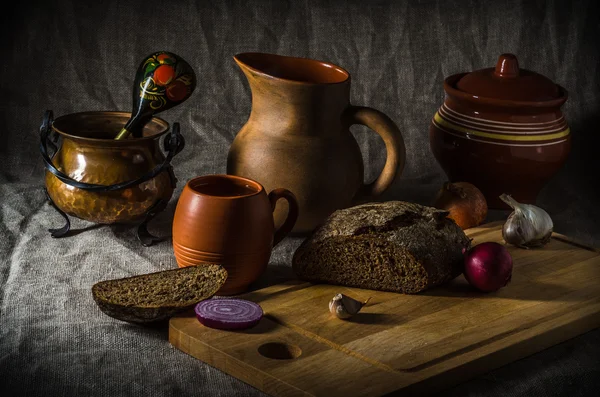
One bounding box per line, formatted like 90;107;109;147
494;53;519;78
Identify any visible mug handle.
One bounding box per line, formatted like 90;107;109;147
346;106;406;199
268;188;299;247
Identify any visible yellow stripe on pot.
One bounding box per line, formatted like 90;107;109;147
434;113;570;142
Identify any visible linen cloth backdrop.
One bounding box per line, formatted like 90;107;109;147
1;0;599;396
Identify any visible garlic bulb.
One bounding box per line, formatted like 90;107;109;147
500;194;553;248
329;293;371;319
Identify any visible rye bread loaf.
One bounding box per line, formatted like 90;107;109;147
292;201;471;293
92;264;227;323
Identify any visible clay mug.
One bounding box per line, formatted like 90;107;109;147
228;53;406;234
172;174;299;295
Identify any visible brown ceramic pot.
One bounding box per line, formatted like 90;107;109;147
429;54;570;209
44;111;176;224
172;174;299;295
227;53;406;234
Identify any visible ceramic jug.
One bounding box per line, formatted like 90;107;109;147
227;53;406;234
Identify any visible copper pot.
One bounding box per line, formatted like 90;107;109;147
429;54;570;208
172;174;299;295
41;110;184;225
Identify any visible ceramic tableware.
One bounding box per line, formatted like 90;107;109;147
429;53;570;208
172;174;299;295
227;53;406;234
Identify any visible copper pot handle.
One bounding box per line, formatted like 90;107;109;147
346;106;406;199
268;188;299;247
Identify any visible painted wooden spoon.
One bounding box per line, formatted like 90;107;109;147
115;51;196;140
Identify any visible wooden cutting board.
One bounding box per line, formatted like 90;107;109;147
169;222;600;397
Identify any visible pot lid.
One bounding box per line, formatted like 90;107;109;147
454;54;561;102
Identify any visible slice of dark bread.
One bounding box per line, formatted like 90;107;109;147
92;264;227;323
292;201;471;294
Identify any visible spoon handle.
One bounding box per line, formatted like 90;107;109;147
114;118;141;140
115;127;130;140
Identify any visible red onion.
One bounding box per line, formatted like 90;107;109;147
464;242;513;292
195;298;263;330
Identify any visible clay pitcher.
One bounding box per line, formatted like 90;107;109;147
227;53;406;234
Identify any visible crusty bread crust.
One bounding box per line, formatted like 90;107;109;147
92;264;227;323
292;201;470;293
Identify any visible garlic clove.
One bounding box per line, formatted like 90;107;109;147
329;293;371;319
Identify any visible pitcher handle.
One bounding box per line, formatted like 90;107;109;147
346;106;406;199
268;188;299;247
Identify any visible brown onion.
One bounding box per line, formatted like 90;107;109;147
433;182;488;229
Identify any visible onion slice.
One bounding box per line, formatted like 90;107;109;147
194;298;263;330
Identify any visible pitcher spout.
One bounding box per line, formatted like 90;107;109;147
233;52;350;85
233;53;351;135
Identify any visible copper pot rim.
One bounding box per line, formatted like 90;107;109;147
233;52;351;86
185;174;265;200
51;111;170;145
444;73;568;109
